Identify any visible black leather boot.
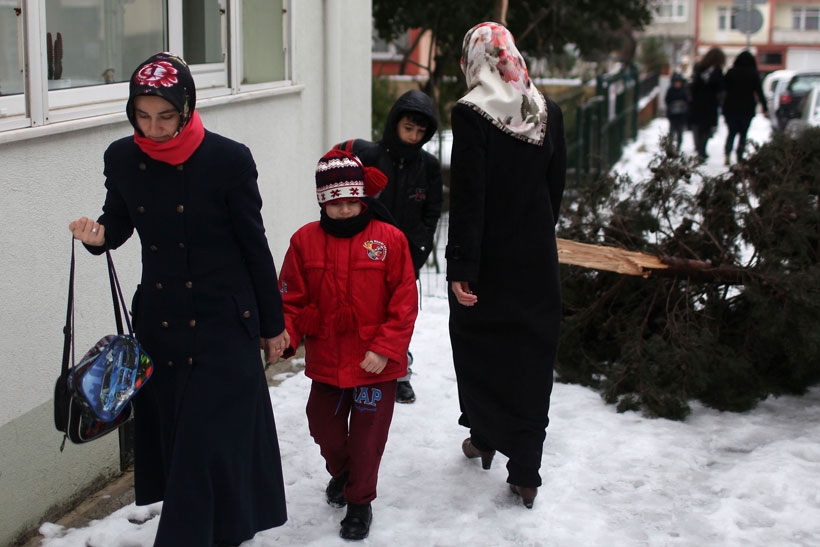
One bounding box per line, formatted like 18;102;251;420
326;470;349;508
339;503;372;540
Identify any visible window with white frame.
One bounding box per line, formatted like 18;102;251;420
654;0;687;22
0;0;289;132
372;26;411;61
792;6;820;30
717;6;739;31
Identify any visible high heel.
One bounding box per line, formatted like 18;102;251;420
462;437;495;470
509;484;538;509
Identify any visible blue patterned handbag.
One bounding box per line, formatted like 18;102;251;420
68;332;153;422
54;240;153;449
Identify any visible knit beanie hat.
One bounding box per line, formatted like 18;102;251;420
126;52;196;133
315;149;387;206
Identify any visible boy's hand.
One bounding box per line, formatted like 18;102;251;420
360;351;388;374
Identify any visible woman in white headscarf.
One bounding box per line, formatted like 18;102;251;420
446;22;566;509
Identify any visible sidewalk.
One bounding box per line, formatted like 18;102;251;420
18;356;305;547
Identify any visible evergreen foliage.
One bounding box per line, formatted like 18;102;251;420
556;129;820;419
371;78;398;140
637;35;668;74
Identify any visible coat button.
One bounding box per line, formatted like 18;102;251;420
161;321;169;328
177;165;184;171
176;205;184;213
167;361;174;367
242;310;251;319
139;163;147;171
155;282;163;290
150;245;158;252
187;357;194;365
185;281;193;289
189;319;196;327
137;206;146;214
178;242;185;249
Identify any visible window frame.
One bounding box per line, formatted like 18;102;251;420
717;6;739;31
0;0;292;134
792;6;820;31
654;0;688;23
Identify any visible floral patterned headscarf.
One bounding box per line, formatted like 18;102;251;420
126;52;196;133
126;52;205;165
459;22;547;145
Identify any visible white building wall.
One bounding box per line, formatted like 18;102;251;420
786;48;820;69
0;1;373;544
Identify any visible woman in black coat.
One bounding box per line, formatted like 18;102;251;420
723;51;768;163
69;53;289;547
446;22;566;510
688;47;726;161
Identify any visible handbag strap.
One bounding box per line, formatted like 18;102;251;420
62;238;134;375
106;250;130;334
60;238;76;376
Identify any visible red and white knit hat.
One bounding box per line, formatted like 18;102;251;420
315;149;387;205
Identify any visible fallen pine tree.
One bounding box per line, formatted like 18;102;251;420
554;129;820;420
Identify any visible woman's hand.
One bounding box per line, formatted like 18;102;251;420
451;281;478;306
262;329;292;363
68;217;105;246
360;351;388;374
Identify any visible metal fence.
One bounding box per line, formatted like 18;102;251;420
562;65;654;187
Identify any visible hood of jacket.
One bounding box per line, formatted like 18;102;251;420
381;89;439;162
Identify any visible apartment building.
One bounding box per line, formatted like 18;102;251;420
642;0;820;74
697;0;820;72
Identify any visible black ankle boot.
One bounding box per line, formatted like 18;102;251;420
326;470;349;508
339;503;372;540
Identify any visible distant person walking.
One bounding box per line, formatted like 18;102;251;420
688;47;726;161
722;51;768;164
665;72;690;152
446;22;566;510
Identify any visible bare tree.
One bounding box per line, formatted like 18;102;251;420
493;0;509;25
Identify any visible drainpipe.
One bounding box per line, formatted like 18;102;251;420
323;0;342;149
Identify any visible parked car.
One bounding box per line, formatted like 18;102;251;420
761;69;795;125
773;71;820;131
785;83;820;137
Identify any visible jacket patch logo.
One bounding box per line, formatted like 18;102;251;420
363;240;387;261
410;188;427;201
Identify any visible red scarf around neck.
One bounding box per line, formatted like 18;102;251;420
133;110;205;165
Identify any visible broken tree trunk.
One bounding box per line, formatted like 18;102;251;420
556;238;748;284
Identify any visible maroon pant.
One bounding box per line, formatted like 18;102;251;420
306;379;397;504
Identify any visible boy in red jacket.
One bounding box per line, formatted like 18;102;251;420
278;148;419;540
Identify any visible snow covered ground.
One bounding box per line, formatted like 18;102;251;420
38;114;820;546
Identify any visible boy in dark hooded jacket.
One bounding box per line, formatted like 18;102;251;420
338;89;443;404
665;72;690;152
